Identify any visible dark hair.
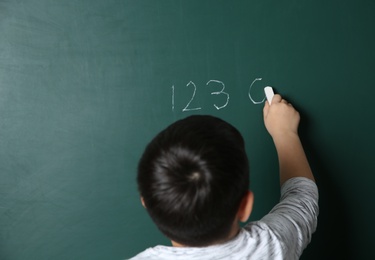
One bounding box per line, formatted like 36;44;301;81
137;115;249;246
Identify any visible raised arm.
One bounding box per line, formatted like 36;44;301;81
263;94;315;185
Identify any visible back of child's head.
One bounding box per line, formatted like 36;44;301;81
137;115;249;247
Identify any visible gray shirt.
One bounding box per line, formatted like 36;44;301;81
129;177;319;260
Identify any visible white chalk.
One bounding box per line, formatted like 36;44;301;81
264;86;274;105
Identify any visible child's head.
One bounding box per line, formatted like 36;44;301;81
137;115;250;247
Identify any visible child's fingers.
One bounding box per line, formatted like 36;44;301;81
272;94;282;104
263;98;270;117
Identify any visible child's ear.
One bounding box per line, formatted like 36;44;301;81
140;197;146;208
237;190;254;222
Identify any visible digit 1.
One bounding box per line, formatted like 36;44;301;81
171;85;175;111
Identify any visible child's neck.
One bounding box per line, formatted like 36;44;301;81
171;223;241;247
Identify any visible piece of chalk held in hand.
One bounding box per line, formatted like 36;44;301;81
264;86;274;105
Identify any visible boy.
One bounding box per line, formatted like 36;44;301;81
131;94;318;259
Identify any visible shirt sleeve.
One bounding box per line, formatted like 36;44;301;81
256;177;319;259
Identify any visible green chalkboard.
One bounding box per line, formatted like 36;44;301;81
1;1;374;259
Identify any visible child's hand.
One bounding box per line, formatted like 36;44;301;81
263;94;300;140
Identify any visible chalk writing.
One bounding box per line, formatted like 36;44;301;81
172;78;267;112
248;78;266;104
171;85;175;111
207;80;229;110
182;81;202;112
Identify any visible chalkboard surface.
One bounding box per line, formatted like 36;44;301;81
1;1;374;259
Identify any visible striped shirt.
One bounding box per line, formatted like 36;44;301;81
129;177;319;260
